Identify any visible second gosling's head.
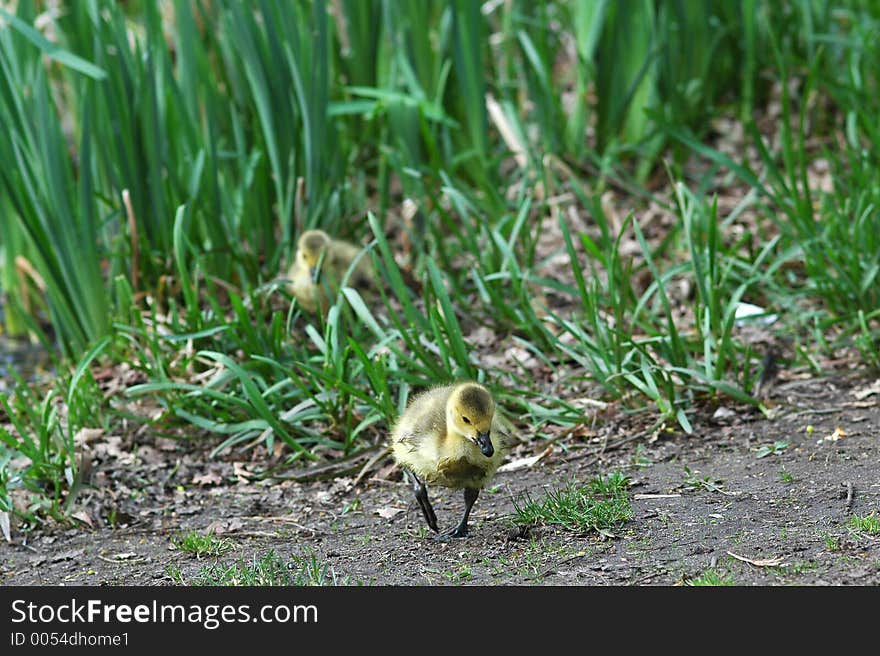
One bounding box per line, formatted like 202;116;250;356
296;230;332;270
447;383;496;458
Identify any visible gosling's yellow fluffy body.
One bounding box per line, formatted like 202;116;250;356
391;384;506;489
288;229;374;313
391;382;508;538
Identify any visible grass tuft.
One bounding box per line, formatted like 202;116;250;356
685;569;735;586
170;550;344;586
172;530;237;559
512;471;632;534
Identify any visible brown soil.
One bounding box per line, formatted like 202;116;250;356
2;372;878;586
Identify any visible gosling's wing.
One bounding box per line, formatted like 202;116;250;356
392;386;452;452
393;426;422;453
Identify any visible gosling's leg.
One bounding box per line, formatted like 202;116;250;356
406;470;438;533
438;487;479;540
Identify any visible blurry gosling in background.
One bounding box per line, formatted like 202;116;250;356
288;229;375;313
391;382;508;539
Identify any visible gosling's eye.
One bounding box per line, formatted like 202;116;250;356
462;416;471;424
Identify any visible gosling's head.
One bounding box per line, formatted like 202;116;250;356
447;383;496;458
296;230;332;271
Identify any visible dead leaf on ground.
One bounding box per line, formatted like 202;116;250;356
313;490;333;505
74;427;104;447
192;472;223;487
94;436;127;460
206;518;245;535
155;437;179;451
711;406;737;424
466;325;498;348
817;426;846;445
375;507;405;519
71;511;94;528
498;445;554;473
233;462;257;482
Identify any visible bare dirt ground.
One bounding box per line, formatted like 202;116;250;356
2;370;878;587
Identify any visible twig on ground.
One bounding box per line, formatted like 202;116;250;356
726;550;785;567
785;407;840;418
226;531;282;539
97;553;147;564
249;516;318;536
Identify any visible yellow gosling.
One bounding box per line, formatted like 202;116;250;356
288;229;374;313
391;382;508;539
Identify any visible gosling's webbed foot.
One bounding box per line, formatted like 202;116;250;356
434;488;479;540
434;525;469;541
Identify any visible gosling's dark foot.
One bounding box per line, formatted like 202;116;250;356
434;525;469;541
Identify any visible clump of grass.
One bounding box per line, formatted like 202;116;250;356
172;530;237;559
685;568;735;586
821;531;841;552
173;550;343;586
848;513;879;537
512;471;632;534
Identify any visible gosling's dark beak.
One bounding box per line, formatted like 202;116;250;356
476;431;494;457
309;266;318;281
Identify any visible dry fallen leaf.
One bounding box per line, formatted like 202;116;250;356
192;472;223;487
94;435;126;459
74;427;104;447
71;511;94;528
155;437;179;452
233;462;257;482
817;426;846;445
375;507;405;519
206;518;245;535
497;445;554;473
711;406;737;423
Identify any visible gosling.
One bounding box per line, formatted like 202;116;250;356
391;382;508;539
288;229;374;313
